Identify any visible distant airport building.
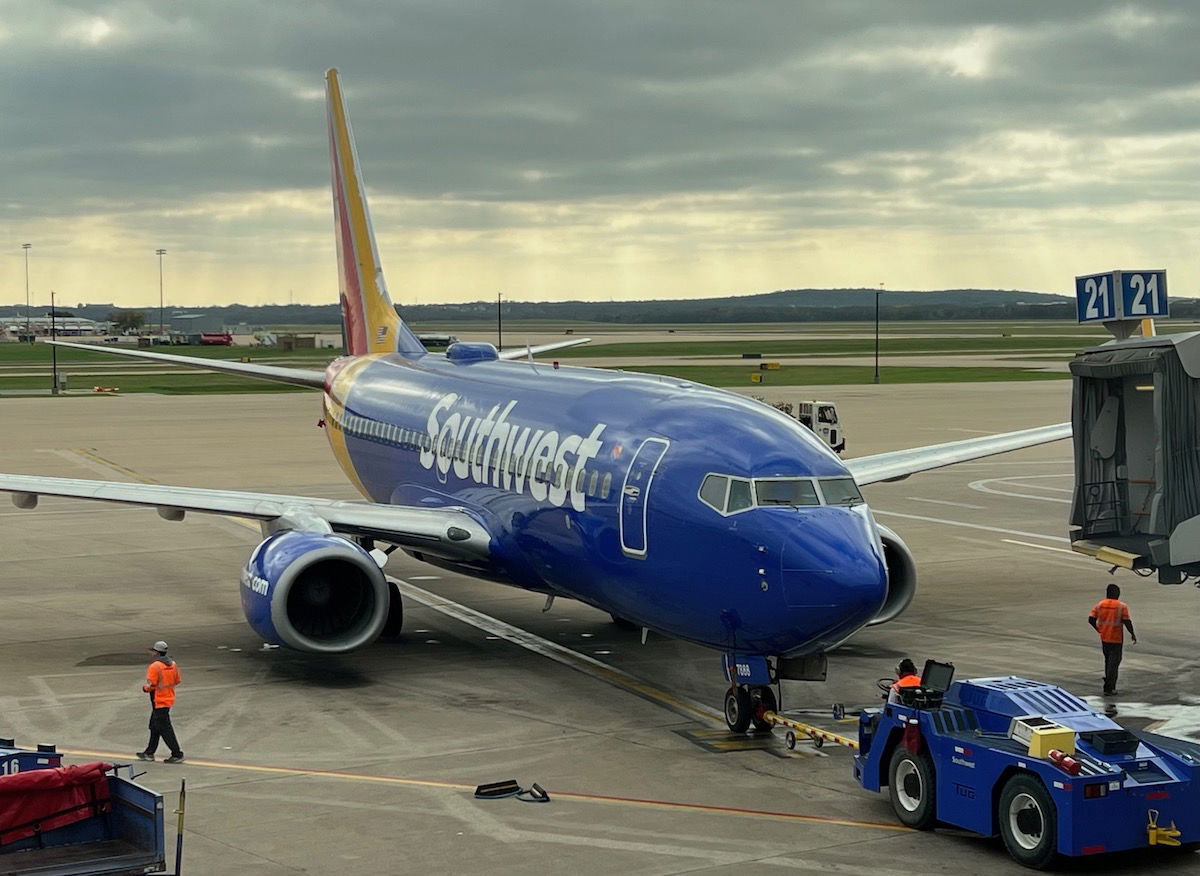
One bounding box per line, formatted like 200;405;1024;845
0;312;103;337
170;312;225;334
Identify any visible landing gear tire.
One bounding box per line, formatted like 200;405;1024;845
887;746;937;830
609;614;639;631
998;774;1059;870
381;580;404;639
724;685;752;733
751;686;777;732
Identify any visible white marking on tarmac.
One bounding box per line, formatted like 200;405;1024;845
968;474;1072;503
397;579;723;725
759;858;926;875
1001;539;1087;557
904;497;984;510
873;509;1069;542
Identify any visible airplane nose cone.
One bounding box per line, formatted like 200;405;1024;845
778;505;887;651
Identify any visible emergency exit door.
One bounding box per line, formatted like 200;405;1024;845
619;438;669;557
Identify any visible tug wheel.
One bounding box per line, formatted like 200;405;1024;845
751;686;777;732
785;731;796;750
998;775;1059;870
723;686;752;733
887;746;937;830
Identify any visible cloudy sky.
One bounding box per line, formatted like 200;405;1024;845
2;1;1198;309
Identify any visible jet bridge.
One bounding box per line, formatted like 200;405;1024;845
1069;331;1200;584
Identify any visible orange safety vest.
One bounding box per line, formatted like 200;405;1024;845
1089;598;1130;644
143;660;181;708
891;674;922;695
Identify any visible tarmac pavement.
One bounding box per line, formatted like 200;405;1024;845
0;386;1196;874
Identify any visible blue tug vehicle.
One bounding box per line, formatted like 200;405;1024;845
854;661;1200;869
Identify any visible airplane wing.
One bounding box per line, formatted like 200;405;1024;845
49;341;325;387
845;422;1072;486
0;474;492;562
496;338;591;360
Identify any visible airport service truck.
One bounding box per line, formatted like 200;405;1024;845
756;398;845;453
0;738;179;875
854;663;1200;869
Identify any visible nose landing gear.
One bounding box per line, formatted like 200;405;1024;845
723;684;778;733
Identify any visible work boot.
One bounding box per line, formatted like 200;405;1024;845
136;752;155;761
163;753;185;764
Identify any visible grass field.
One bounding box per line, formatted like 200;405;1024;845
605;364;1069;387
556;335;1100;359
0;322;1094;394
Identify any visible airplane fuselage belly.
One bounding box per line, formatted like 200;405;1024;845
320;353;887;656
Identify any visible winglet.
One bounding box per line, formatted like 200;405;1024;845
326;68;425;357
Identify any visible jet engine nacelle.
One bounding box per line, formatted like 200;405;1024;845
867;523;917;626
240;530;390;653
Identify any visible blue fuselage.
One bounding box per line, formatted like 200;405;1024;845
321;348;888;657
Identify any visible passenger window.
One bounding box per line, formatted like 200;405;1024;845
727;479;754;513
575;468;586;493
600;472;612;499
699;474;728;512
587;470;598;497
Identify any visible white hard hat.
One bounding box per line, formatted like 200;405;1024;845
152;641;169;653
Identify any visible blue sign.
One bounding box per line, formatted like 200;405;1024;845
1120;271;1169;319
1075;270;1168;323
1075;272;1116;323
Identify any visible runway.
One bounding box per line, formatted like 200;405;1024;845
1;386;1197;874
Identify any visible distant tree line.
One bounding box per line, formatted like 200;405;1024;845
12;288;1200;328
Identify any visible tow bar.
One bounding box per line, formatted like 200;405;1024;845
757;707;859;751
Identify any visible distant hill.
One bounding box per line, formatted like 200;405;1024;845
4;287;1193;327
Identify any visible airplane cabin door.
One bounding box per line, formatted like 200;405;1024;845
619;438;669;558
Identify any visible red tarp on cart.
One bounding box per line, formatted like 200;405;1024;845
0;762;112;843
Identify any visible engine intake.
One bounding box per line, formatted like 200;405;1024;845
868;523;917;625
240;530;390;653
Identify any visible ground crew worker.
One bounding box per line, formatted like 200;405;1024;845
1088;583;1136;696
137;640;184;763
888;658;922;704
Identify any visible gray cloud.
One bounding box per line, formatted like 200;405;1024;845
1;0;1197;303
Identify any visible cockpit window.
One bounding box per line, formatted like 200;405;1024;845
727;479;754;513
699;474;728;512
818;477;864;506
755;478;820;507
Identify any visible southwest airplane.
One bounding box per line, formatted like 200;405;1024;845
0;70;1071;731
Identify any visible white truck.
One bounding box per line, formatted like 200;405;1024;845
756;398;845;454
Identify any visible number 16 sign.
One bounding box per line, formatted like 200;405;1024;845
1075;270;1168;324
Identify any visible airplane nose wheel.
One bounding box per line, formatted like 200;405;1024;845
724;685;777;733
724;685;752;733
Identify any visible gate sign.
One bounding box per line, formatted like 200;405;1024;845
1075;270;1168;324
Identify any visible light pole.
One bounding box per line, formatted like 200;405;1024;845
21;243;31;340
497;292;503;351
156;248;167;336
873;282;883;385
50;290;59;395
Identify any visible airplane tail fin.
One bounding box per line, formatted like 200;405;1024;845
326;68;425;357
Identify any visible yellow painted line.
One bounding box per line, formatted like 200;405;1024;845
75;448;161;484
61;748;909;833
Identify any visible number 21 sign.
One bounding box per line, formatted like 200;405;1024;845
1075;270;1168;324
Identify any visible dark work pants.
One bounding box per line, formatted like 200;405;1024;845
146;707;182;757
1102;641;1123;692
